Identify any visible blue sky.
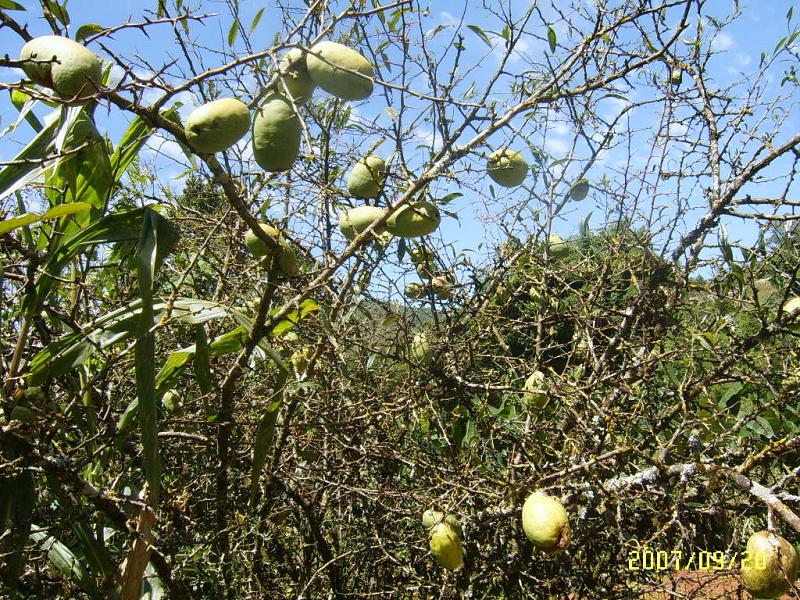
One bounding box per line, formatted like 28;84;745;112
2;1;799;287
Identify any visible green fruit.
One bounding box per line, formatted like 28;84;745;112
20;35;103;102
386;201;441;238
444;514;463;539
10;405;36;424
161;389;181;414
521;491;571;553
277;48;315;105
487;149;528;188
428;522;464;571
338;206;387;240
569;178;590;201
522;370;548;408
741;531;799;599
782;297;800;330
430;275;452;300
405;282;427;299
422;509;444;529
411;332;433;365
670;68;683;86
244;223;299;276
290;347;313;372
185;98;251;153
347;155;386;199
547;234;569;258
306;41;375;101
252;94;301;172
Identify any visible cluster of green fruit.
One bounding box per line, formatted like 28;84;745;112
423;491;570;571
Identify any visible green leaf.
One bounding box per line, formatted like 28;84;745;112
44;0;69;26
270;299;320;337
24;208;148;320
30;527;99;597
228;18;240;46
467;24;493;49
547;27;557;53
0;106;83;203
0;0;26;9
110;115;155;186
0;202;92;236
249;8;264;32
0;470;35;592
134;209;179;510
75;23;104;42
6;89;43;133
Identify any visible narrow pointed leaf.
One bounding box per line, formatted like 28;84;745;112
0;202;92;236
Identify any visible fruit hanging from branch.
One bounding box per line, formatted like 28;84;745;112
740;531;799;599
252;93;302;172
347;155;386;199
487;149;528;188
428;521;464;571
306;41;375;100
521;491;571;553
338;206;387;240
184;98;251;153
277;48;315;105
386;201;441;238
19;35;103;103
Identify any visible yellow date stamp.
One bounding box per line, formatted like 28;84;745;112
627;547;767;572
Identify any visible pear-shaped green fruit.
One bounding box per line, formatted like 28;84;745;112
670;68;683;86
161;389;182;415
347;155;386;199
252;94;301;172
430;275;452;300
741;531;799;599
338;206;386;240
244;223;298;276
569;178;590;201
422;509;444;529
487;149;528;188
277;48;315;105
20;35;102;102
547;234;569;258
411;332;433;365
306;41;374;101
10;405;37;424
185;98;250;153
428;522;464;571
523;370;548;408
521;491;571;553
782;297;800;331
386;201;440;238
405;282;427;299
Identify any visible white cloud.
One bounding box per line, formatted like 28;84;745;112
736;52;752;66
440;11;457;26
416;129;442;152
711;32;734;52
544;137;568;155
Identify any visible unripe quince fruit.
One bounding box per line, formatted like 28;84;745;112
521;491;571;553
741;531;799;599
244;223;298;276
428;522;464;571
277;48;315;105
569;178;590;201
487;149;528;188
185;98;250;153
338;206;387;240
781;297;800;331
386;201;441;238
306;41;375;101
522;370;548;408
347;155;386;199
411;332;433;365
252;93;301;172
547;234;569;258
20;36;103;103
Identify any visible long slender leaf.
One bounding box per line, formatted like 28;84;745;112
0;202;92;235
110;115;155;186
30;526;99;597
24;207;147;317
0;469;35;592
134;209;179;510
0;106;81;203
